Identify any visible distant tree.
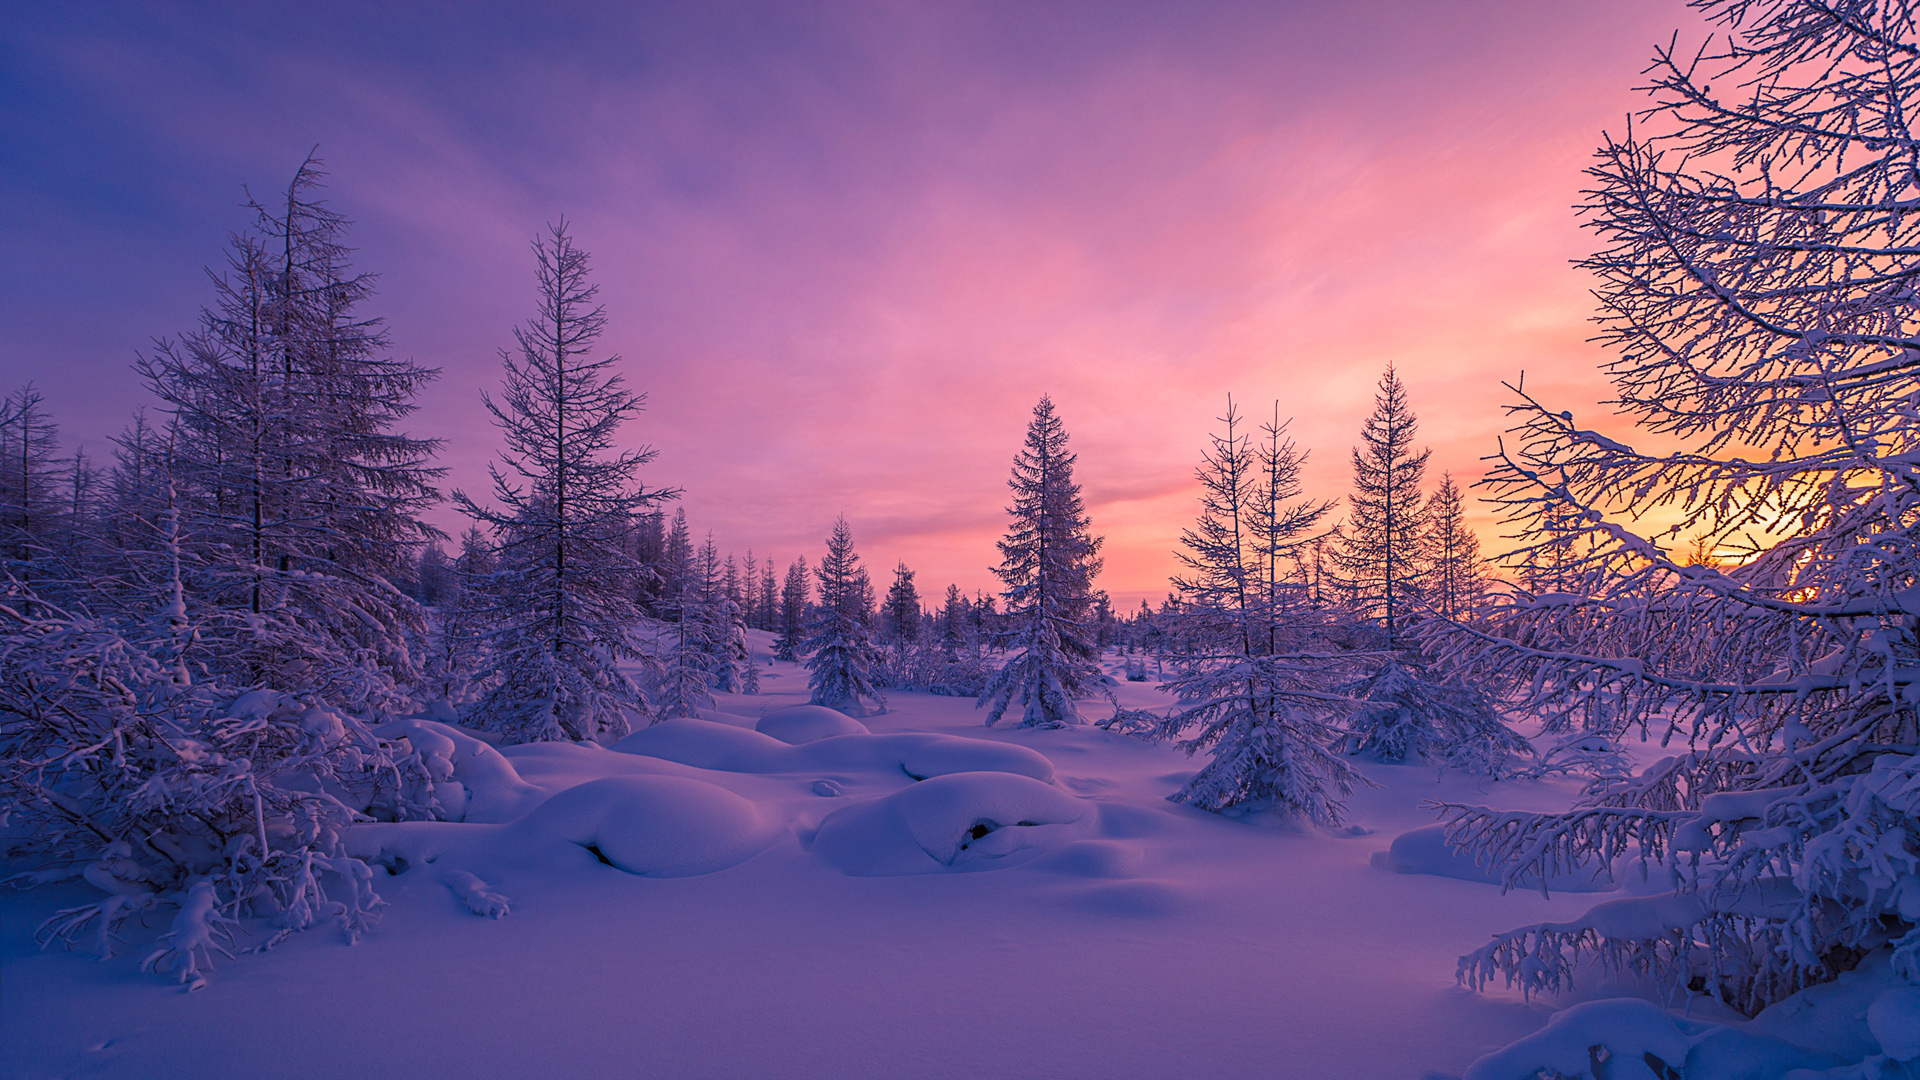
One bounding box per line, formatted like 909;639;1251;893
881;561;922;646
454;220;676;743
1329;366;1429;646
802;517;884;715
979;396;1106;728
775;556;809;661
663;508;693;601
1421;472;1487;620
0;385;63;574
937;584;970;661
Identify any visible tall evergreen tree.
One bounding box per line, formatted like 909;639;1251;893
134;156;443;706
979;395;1105;728
802;517;884;715
454;220;676;743
1329;366;1430;646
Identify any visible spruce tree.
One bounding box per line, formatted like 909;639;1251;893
1329;366;1430;646
454;220;676;743
979;395;1105;728
802;517;884;715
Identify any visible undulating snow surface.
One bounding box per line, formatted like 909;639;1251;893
0;642;1824;1078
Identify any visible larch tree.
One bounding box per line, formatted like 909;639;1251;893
134;155;443;707
1424;0;1920;1017
1159;399;1359;820
1330;366;1430;647
802;517;884;715
454;220;677;743
979;395;1106;728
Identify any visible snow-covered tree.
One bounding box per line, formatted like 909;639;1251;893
803;517;884;715
1427;0;1920;1016
1158;400;1359;820
1330;366;1429;646
979;395;1106;728
0;385;64;576
937;583;970;661
1422;472;1487;621
775;555;809;661
421;526;492;705
0;499;434;988
454;220;676;743
881;561;921;646
133;156;442;708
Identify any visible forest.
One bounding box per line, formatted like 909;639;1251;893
5;1;1920;1078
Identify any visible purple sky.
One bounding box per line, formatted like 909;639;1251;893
0;1;1709;605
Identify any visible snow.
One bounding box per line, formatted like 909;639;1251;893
755;703;871;743
1375;823;1621;893
812;770;1090;875
4;657;1912;1078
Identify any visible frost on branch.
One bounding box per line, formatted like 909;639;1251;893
1420;0;1920;1017
0;584;441;985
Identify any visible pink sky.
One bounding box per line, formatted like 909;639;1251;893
0;1;1711;606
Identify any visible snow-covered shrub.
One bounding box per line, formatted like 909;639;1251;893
1424;0;1920;1017
0;585;435;988
1336;659;1526;774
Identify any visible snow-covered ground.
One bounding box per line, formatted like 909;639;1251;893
4;643;1642;1079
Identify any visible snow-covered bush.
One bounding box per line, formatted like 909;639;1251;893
0;584;435;988
1424;0;1920;1017
1337;658;1526;774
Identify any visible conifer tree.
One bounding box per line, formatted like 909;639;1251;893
0;385;64;575
454;220;676;743
802;517;884;715
1330;366;1430;646
1427;0;1920;1016
1160;400;1357;820
776;556;809;661
937;583;970;661
979;395;1106;728
1422;472;1487;621
135;156;443;706
882;561;921;646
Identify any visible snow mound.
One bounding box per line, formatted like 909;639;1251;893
376;717;543;823
1462;997;1839;1080
1374;824;1620;892
613;718;1054;782
812;771;1089;875
509;776;781;877
755;705;870;744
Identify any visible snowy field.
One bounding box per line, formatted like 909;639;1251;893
1;638;1627;1080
